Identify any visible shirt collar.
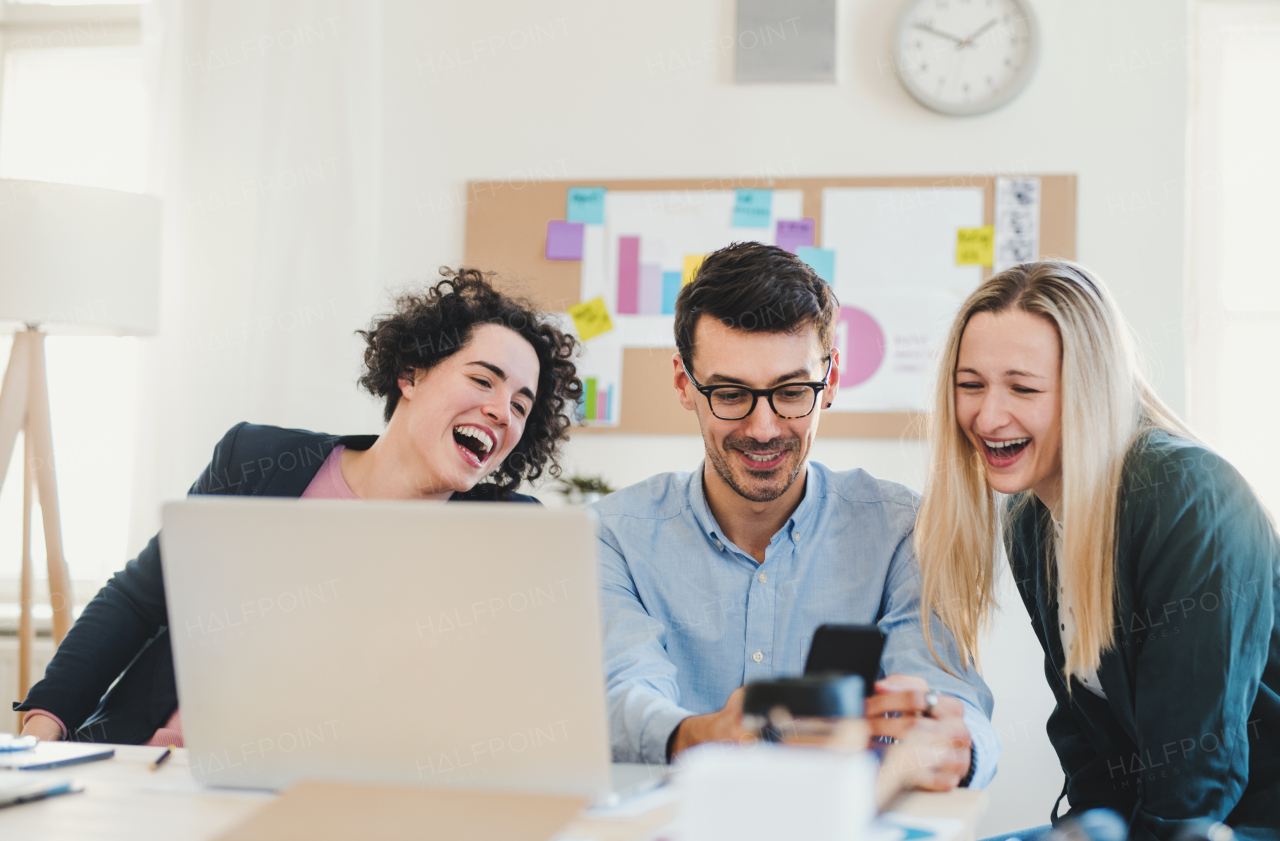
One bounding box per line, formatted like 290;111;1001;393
686;459;825;553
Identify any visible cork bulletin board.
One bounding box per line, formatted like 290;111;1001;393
464;175;1076;438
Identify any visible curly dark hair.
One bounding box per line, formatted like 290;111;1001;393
356;268;582;497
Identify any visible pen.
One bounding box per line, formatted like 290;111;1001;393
150;746;174;771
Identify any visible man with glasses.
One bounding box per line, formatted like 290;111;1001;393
591;242;998;791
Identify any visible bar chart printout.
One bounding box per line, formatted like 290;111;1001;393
582;377;614;423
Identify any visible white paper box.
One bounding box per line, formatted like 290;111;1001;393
676;743;878;841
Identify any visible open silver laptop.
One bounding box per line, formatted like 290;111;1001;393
160;498;657;802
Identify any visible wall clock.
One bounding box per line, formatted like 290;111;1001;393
894;0;1040;116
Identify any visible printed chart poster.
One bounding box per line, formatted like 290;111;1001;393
574;189;805;426
821;187;984;412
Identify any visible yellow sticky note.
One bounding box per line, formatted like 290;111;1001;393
568;296;614;342
956;226;995;266
682;254;707;285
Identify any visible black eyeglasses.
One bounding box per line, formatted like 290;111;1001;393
681;357;832;421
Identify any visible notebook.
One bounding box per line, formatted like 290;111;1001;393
0;741;114;771
0;770;82;808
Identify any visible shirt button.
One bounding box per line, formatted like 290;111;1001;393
716;541;723;549
752;651;763;663
758;572;767;583
793;532;800;542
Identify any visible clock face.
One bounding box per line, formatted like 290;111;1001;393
894;0;1039;116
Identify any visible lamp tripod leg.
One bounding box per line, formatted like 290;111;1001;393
1;333;33;730
25;331;74;644
18;428;35;716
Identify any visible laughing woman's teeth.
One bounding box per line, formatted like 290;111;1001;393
984;438;1029;450
453;425;492;457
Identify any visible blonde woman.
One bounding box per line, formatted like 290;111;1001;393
915;261;1279;840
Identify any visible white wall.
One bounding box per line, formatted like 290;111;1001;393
374;1;1188;833
126;0;1187;833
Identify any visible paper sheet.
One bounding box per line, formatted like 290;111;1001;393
876;811;966;841
993;177;1040;272
820;187;984;411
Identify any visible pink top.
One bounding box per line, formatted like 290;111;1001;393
301;445;360;500
25;445;359;746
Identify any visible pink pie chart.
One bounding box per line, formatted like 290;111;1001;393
838;306;885;387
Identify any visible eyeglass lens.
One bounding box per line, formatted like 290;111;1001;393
709;384;818;420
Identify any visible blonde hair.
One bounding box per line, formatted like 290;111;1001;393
916;261;1190;680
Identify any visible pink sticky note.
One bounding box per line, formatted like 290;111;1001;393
776;218;815;254
546;221;585;260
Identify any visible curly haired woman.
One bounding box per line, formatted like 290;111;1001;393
15;269;582;746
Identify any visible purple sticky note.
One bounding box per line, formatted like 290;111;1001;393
776;218;815;254
546;220;585;260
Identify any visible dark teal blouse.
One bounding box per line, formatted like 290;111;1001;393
1006;430;1280;841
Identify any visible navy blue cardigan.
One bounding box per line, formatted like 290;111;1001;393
14;423;535;744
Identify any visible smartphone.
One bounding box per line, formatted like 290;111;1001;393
803;623;887;697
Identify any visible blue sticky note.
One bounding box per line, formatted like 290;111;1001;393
661;271;682;315
796;246;835;283
566;187;606;225
733;188;773;228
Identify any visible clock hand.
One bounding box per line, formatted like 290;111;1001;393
912;22;965;45
960;18;998;47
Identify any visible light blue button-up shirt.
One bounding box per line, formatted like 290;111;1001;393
590;460;999;787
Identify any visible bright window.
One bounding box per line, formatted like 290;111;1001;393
1191;3;1280;514
0;46;147;192
0;4;145;594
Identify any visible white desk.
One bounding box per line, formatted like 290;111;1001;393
0;746;988;841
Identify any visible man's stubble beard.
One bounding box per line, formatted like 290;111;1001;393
705;433;805;503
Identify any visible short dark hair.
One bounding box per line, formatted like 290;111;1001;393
674;242;838;369
356;268;582;496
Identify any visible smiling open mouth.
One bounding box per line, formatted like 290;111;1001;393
453;425;494;466
982;437;1030;463
736;449;788;471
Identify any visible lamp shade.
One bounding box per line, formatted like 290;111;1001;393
0;179;160;336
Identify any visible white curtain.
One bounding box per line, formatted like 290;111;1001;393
130;0;385;548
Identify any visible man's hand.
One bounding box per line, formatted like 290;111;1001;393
866;674;972;791
20;714;63;741
670;686;755;759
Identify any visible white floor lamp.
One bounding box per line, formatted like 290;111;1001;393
0;179;160;720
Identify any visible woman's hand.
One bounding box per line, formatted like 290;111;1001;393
867;674;973;802
20;713;64;741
